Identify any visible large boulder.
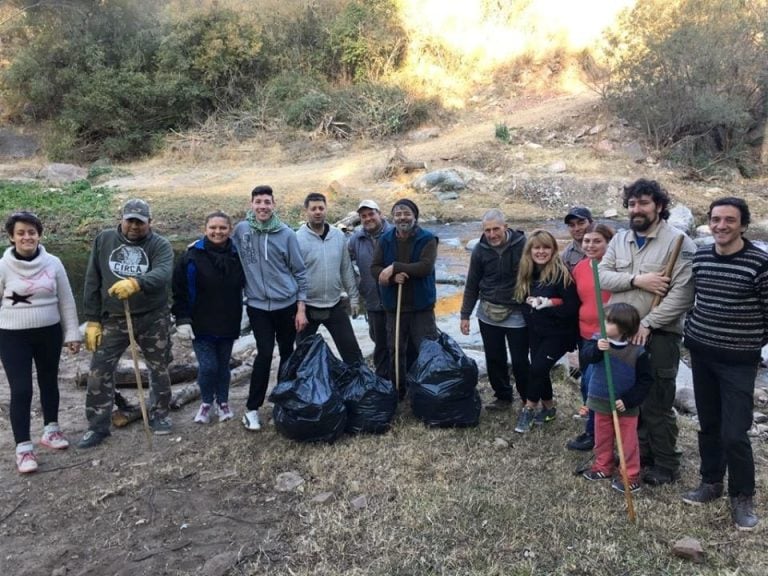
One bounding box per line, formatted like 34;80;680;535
38;163;88;186
412;169;466;192
668;204;695;234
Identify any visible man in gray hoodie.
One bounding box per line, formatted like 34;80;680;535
232;185;308;431
296;192;362;365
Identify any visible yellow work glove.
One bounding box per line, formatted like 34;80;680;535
85;322;102;352
108;277;140;300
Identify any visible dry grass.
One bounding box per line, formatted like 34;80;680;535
183;373;768;576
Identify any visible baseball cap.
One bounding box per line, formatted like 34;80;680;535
564;206;593;223
122;199;151;223
357;199;380;212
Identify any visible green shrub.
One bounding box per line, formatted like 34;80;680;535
285;91;334;130
601;0;768;170
495;123;511;143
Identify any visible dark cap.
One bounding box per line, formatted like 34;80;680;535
392;198;419;221
564;206;593;224
122;199;151;223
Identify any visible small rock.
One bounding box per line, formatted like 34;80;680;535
350;495;368;510
466;238;480;251
311;491;335;504
547;160;567;173
695;224;712;237
524;142;543;149
407;126;440;141
275;471;304;492
51;567;68;576
603;208;618;218
492;437;509;449
201;552;239;576
623;141;646;163
434;191;460;202
753;412;768;424
672;537;704;563
440;238;462;249
594;139;614;153
754;389;768;406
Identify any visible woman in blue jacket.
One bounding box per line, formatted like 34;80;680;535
173;211;245;423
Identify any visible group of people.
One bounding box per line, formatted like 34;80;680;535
1;178;766;532
459;179;767;531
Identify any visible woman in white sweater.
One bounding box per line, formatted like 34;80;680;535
0;212;81;473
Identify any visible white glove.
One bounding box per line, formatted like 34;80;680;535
176;324;195;340
525;296;541;309
532;297;554;310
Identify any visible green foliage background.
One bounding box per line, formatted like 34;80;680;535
0;0;414;161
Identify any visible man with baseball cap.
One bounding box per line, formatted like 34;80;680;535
562;206;593;272
348;199;393;378
78;198;175;447
371;198;438;397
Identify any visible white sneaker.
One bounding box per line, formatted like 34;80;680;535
15;442;38;474
194;403;212;424
40;422;69;450
242;410;261;431
218;403;234;422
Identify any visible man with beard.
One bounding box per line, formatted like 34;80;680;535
460;209;529;410
348;200;393;379
296;192;362;365
371;199;438;398
78;199;175;448
599;179;695;486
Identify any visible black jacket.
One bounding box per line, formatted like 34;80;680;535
460;229;526;319
172;238;245;339
522;269;579;345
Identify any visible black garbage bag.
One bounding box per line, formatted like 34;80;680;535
336;362;397;434
269;335;347;443
408;332;481;428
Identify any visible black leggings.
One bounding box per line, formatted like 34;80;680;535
0;324;63;444
527;331;571;404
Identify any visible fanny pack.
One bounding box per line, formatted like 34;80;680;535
307;306;332;322
480;300;514;322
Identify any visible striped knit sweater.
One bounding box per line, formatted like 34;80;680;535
684;239;768;364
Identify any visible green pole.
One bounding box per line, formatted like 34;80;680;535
591;259;636;522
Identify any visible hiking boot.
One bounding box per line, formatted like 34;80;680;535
730;495;759;531
583;469;611;481
40;422;69;450
150;415;172;435
217;402;234;422
194;403;212;424
567;432;594;451
642;466;679;486
514;407;536;433
77;429;110;449
485;399;513;412
682;482;724;506
242;410;262;431
612;476;642;494
534;406;557;425
15;442;37;474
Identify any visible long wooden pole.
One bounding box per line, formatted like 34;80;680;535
394;283;403;397
124;300;153;449
650;234;685;309
592;259;635;522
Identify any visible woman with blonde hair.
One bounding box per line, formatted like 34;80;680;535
514;229;579;433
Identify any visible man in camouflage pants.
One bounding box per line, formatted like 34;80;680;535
78;199;175;448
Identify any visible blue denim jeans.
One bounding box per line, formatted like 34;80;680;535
193;336;235;405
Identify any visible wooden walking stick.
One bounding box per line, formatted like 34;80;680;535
592;260;636;522
124;300;153;449
394;283;403;396
650;234;685;309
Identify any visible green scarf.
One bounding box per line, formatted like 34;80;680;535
246;211;283;233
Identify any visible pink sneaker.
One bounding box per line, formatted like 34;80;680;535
40;423;69;450
16;443;38;474
218;403;234;422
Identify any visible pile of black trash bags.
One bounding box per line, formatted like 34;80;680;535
270;333;481;443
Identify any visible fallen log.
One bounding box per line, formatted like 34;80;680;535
77;360;241;388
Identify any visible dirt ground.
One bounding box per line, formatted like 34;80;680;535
3;90;768;575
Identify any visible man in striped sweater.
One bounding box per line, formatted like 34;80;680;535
682;197;768;531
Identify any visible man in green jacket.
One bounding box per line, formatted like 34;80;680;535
78;199;175;448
